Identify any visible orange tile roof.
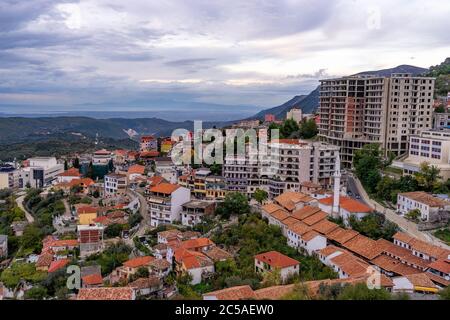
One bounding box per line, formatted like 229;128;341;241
428;259;450;274
58;168;81;177
302;230;322;242
288;222;311;237
341;234;384;260
127;276;161;289
77;288;134;300
149;183;181;194
393;232;450;260
405;273;438;289
270;209;290;222
255;251;300;268
319;196;372;213
182;252;214;269
140;150;160;158
261;203;284;214
128;164;146;174
291;205;322;220
36;252;53;268
330;252;369;277
370;255;418;276
48;259;69;273
327;227;359;245
377;238;429;269
203;285;256;300
148;176;166;187
311;219;339;235
302;211;327;226
77;206;98;214
254;284;296;300
123;256;155;268
180;238;214;250
82;273;103;285
274;192;313;211
399;191;450;207
318;245;346;257
281;217;301;228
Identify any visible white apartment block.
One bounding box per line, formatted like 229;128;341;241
147;183;191;227
397;191;450;221
0;165;19;189
92;149;112;165
318;73;435;167
223;139;339;198
286;108;303;123
104;173;128;196
396;129;450;180
21;157;64;188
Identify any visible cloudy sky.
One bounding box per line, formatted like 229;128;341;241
0;0;449;120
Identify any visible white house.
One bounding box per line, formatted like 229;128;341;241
254;251;300;282
147;183;191;227
104;173;128;196
392;273;438;294
57;168;82;183
397;191;450;221
318;195;373;225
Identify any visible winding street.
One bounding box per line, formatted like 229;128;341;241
15;193;35;223
348;174;450;249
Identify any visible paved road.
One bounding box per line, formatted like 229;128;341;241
127;189;150;238
350;174;450;249
15;194;35;223
346;176;369;206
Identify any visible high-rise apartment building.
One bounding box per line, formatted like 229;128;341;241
223;139;339;198
318;73;435;167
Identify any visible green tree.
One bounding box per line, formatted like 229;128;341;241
72;157;80;169
438;286;450;300
25;285;48;300
215;192;250;219
281;282;312;300
86;161;94;179
299;119;318;139
405;209;421;222
281;119;300;138
104;223;125;238
435;104;446;113
337;283;391;300
253;189;268;204
414;162;441;192
0;262;47;289
353;144;383;194
20;224;43;254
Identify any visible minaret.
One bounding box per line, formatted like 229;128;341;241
332;152;341;217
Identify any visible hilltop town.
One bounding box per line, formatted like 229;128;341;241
1;73;450;301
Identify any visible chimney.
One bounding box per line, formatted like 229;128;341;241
332;153;341;217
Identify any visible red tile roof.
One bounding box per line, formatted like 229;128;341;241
255;251;300;268
49;239;78;247
123;256;155;268
77;287;134;300
77;206;98;214
48;259;69;273
128;164;145;175
203;285;256;300
428;259;450;274
58;168;81;177
319;196;372;213
149;183;181;194
341;234;384;260
82;273;103;285
327;227;359;245
311;219;339;235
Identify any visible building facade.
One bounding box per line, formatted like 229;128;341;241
318;73;435;167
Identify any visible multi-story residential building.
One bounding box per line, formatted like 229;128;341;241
433;112;450;130
318;73;435;167
205;175;227;200
146;183;190;227
56;168;82;183
92;149;112;165
223;139;339;198
286;108;303;123
104;173;128;196
395;129;450;179
264;114;276;122
21;157;64;188
77;224;104;257
178;168;211;199
140;135;158;152
181;200;215;226
397;191;450;221
0;164;19;189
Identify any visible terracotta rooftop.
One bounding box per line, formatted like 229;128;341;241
149;183;181;195
203;285;256;300
327;227;359;245
48;259;69;273
204;247;233;262
255;251;300;268
318;245;345;258
128;164;145;175
77;287;134;300
399;191;450;207
82;273;103;286
330;252;369;277
77;206;98;214
58;168;81;177
404;273;438;289
341;234;384;260
428;259;450;274
128;276;161;289
311;219;339;235
270;209;290;222
302;211;327;226
261;203;284;214
291;205;322;220
393;232;450;260
302;230;322;242
123;256;155;268
370;254;418;276
288;222;311;237
319;196;372;213
274;192;314;211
